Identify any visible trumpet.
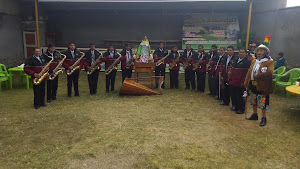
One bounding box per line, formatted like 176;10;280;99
183;52;193;70
49;54;66;80
66;52;85;75
105;52;121;75
155;53;170;67
192;52;204;71
33;56;54;85
169;52;181;69
87;53;102;75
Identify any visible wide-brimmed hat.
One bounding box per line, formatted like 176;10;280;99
255;44;270;53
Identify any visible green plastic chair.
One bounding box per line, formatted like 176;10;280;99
0;64;10;92
23;73;32;89
273;66;286;82
273;61;277;68
274;68;300;97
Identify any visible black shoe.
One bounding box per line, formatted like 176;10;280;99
259;117;267;126
246;113;258;120
75;94;80;97
34;106;40;109
47;99;51;103
52;97;56;100
162;86;165;89
185;87;190;90
40;104;47;107
207;93;213;95
230;106;237;111
67;95;71;98
235;110;245;114
220;102;229;106
106;90;109;93
170;87;174;89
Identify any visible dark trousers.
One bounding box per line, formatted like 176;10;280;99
185;69;195;89
208;74;217;95
155;67;165;88
230;85;245;112
122;69;132;83
47;76;58;100
170;70;179;89
67;71;79;96
223;83;232;105
196;71;206;92
106;70;116;92
88;70;99;94
33;81;45;107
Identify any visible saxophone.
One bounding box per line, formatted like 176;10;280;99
49;54;66;80
87;53;103;75
192;52;204;71
206;53;214;71
126;54;135;69
66;52;85;75
169;52;181;69
155;52;170;67
105;52;121;75
33;56;54;85
183;52;193;70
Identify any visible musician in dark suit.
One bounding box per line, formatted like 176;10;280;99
191;45;209;92
62;42;83;97
153;42;168;88
207;44;219;96
167;46;180;89
220;46;237;107
42;43;61;103
213;47;226;100
84;43;102;95
24;48;47;109
229;48;251;114
181;44;195;90
102;45;120;93
120;44;135;83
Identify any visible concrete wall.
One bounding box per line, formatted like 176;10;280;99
47;13;184;48
0;0;24;67
251;6;300;68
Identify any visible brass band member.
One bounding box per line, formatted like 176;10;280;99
191;45;208;92
120;44;135;83
244;44;274;126
220;46;236;106
214;47;226;100
207;44;219;96
24;48;47;109
181;44;195;90
153;42;168;88
102;45;120;93
84;43;102;95
42;43;61;103
167;46;180;89
228;48;251;114
62;42;83;97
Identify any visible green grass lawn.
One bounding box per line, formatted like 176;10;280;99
0;72;300;169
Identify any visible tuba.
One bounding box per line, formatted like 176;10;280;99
33;56;54;85
105;52;121;75
49;54;66;80
87;52;103;75
66;52;85;75
169;52;181;69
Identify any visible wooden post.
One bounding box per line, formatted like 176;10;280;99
34;0;40;49
246;1;253;50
